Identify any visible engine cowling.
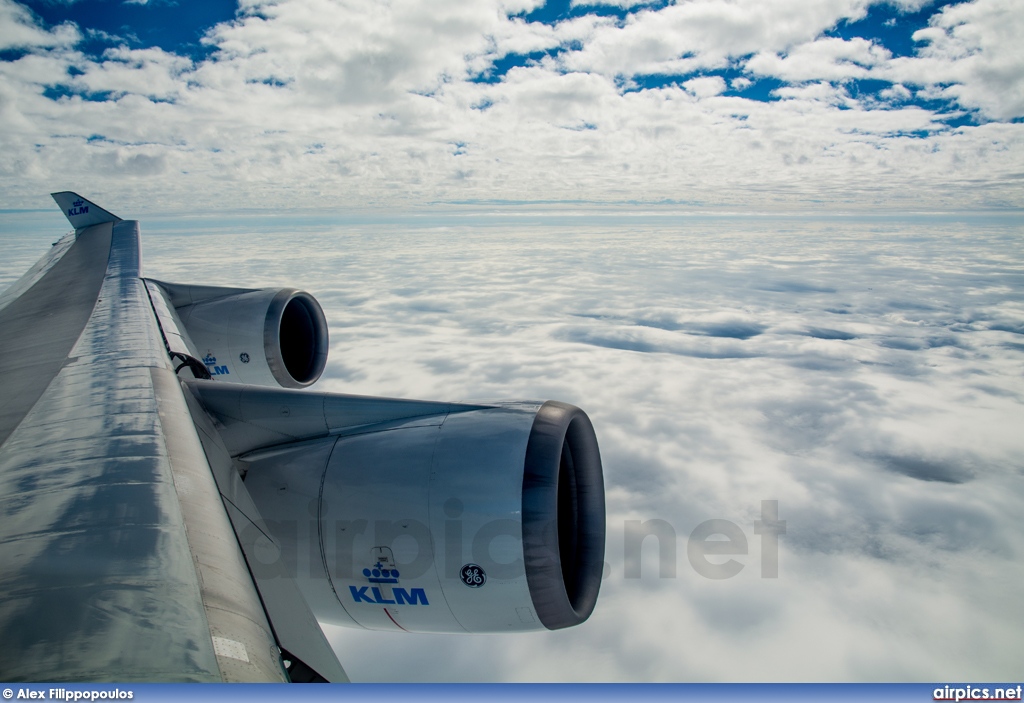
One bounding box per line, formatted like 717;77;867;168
161;283;329;388
241;400;605;633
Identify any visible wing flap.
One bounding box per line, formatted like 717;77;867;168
180;382;350;682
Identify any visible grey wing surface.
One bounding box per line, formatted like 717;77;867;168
0;209;291;681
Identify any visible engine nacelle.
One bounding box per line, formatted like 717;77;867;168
161;283;329;388
242;400;605;633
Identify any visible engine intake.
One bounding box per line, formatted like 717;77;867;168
522;401;604;630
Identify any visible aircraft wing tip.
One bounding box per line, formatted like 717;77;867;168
51;191;122;229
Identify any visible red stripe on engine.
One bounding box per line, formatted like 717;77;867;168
383;608;409;632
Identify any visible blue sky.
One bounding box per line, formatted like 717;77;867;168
1;0;1022;214
14;0;238;60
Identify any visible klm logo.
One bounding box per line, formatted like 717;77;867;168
67;199;90;217
363;564;398;583
349;586;429;606
203;354;229;376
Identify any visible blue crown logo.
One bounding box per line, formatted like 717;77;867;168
203;354;217;365
363;561;400;584
72;199;84;207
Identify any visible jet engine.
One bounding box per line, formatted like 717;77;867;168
152;274;606;638
148;281;329;388
230;395;605;634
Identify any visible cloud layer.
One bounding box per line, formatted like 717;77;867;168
123;213;1024;681
0;0;1022;212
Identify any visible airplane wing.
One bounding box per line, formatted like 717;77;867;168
0;194;605;683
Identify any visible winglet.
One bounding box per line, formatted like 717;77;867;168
51;191;121;229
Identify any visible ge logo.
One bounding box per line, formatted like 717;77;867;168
460;564;486;588
239;352;250;364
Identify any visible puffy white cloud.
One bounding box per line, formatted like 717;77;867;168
683;75;726;97
772;80;855;105
746;37;891;82
570;0;662;8
70;46;193;100
205;0;509;104
881;0;1024;119
729;76;752;91
879;83;912;102
557;0;875;77
0;0;1021;212
0;0;78;51
485;14;612;63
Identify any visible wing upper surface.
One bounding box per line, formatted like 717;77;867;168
0;224;111;448
0;217;287;682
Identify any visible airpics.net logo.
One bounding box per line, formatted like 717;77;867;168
934;685;1023;701
237;499;786;583
625;500;785;580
